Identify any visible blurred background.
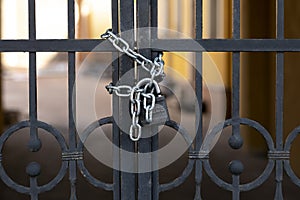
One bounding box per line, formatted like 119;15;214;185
1;0;300;199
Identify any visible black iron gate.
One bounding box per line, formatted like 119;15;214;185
1;0;300;199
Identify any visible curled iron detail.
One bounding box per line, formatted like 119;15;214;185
77;117;114;191
0;120;68;195
201;118;275;192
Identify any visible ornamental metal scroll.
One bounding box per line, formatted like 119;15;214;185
0;121;68;199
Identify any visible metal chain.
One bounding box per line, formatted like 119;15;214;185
101;29;165;79
129;87;142;141
102;29;164;141
105;79;159;141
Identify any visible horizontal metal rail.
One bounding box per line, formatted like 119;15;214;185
153;39;300;52
1;39;300;52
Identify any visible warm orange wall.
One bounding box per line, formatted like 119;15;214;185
160;0;231;87
240;0;276;152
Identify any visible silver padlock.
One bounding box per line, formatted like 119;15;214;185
136;78;170;126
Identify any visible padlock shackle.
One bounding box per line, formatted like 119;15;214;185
136;78;161;94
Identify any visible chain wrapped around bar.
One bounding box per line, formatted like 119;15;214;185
101;29;165;141
101;29;165;81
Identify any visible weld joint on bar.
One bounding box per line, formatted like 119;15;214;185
268;151;290;160
188;151;209;159
62;151;83;161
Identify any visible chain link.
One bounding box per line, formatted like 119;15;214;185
142;93;155;111
142;93;155;123
105;83;132;97
129;123;142;141
130;87;142;117
145;106;153;123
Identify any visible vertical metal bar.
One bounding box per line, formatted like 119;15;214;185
277;0;285;40
136;0;152;199
276;1;284;148
151;0;158;39
28;2;40;199
137;123;152;200
232;0;240;119
29;177;39;200
28;0;36;41
232;52;240;122
151;128;159;200
112;0;120;199
68;0;77;199
28;0;40;153
275;0;284;199
231;1;241;199
232;175;240;200
231;0;241;146
119;1;136;199
275;54;284;199
194;0;203;199
150;1;159;199
232;0;240;40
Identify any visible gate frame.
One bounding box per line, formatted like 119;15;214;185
0;0;299;200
